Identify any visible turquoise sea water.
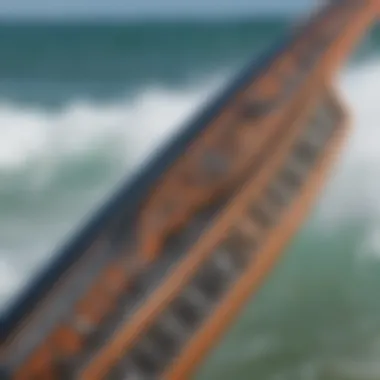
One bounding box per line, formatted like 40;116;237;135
0;18;380;379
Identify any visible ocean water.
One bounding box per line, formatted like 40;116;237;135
1;18;380;379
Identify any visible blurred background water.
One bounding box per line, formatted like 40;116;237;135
0;2;380;379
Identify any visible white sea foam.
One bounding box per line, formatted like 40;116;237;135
0;82;217;174
314;58;380;260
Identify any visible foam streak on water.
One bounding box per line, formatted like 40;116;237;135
318;59;380;257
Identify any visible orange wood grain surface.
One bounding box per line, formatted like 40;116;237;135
6;1;378;379
78;82;329;379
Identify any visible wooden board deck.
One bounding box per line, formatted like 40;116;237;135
1;1;379;379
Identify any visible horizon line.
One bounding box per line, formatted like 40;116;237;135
0;9;309;23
